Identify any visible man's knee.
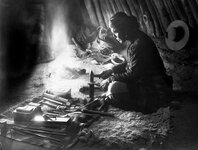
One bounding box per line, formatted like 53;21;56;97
106;81;128;96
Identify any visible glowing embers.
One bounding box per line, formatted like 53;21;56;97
43;45;88;97
33;115;45;122
32;114;71;127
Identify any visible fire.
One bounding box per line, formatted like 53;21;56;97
43;3;87;95
49;5;69;58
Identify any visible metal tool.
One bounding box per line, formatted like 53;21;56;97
43;93;71;106
40;100;58;109
43;97;64;105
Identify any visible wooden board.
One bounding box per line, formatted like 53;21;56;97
0;136;48;150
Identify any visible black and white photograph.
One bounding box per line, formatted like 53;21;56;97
0;0;198;150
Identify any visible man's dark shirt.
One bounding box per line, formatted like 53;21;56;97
109;31;171;113
111;31;167;83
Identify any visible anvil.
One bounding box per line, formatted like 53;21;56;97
89;70;100;101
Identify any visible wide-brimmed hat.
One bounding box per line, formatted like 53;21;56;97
165;20;190;51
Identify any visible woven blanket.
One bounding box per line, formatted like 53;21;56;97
84;106;171;150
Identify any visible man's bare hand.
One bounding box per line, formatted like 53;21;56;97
99;69;113;79
100;78;110;91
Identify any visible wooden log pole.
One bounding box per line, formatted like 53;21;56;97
162;0;174;21
145;0;163;37
166;0;179;21
114;0;124;12
139;0;155;37
109;0;119;14
99;0;110;27
187;0;198;24
126;0;138;17
170;0;186;21
104;0;114;17
152;0;171;32
84;0;99;27
120;0;132;16
150;0;166;36
117;0;131;15
93;0;106;27
131;0;147;33
174;0;188;22
181;0;196;28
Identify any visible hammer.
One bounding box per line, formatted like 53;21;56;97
89;71;101;101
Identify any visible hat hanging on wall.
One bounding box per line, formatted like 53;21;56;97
165;20;190;51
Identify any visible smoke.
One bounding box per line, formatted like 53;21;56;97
47;1;70;58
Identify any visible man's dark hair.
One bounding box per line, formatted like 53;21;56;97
109;12;139;32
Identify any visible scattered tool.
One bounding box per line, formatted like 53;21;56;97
42;92;71;106
43;97;63;106
39;100;58;109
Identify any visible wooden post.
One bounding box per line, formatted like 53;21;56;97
139;0;155;37
84;0;99;27
114;0;124;12
152;0;171;33
150;0;166;36
99;0;109;27
181;0;196;28
126;0;138;17
166;0;179;20
131;0;147;33
109;0;119;14
162;0;174;21
93;0;106;27
104;0;114;17
170;0;186;21
145;0;163;37
120;0;132;16
187;0;198;24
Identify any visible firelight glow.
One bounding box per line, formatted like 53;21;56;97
43;4;87;94
49;5;69;58
33;115;45;122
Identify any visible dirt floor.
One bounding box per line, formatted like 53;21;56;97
1;45;198;150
